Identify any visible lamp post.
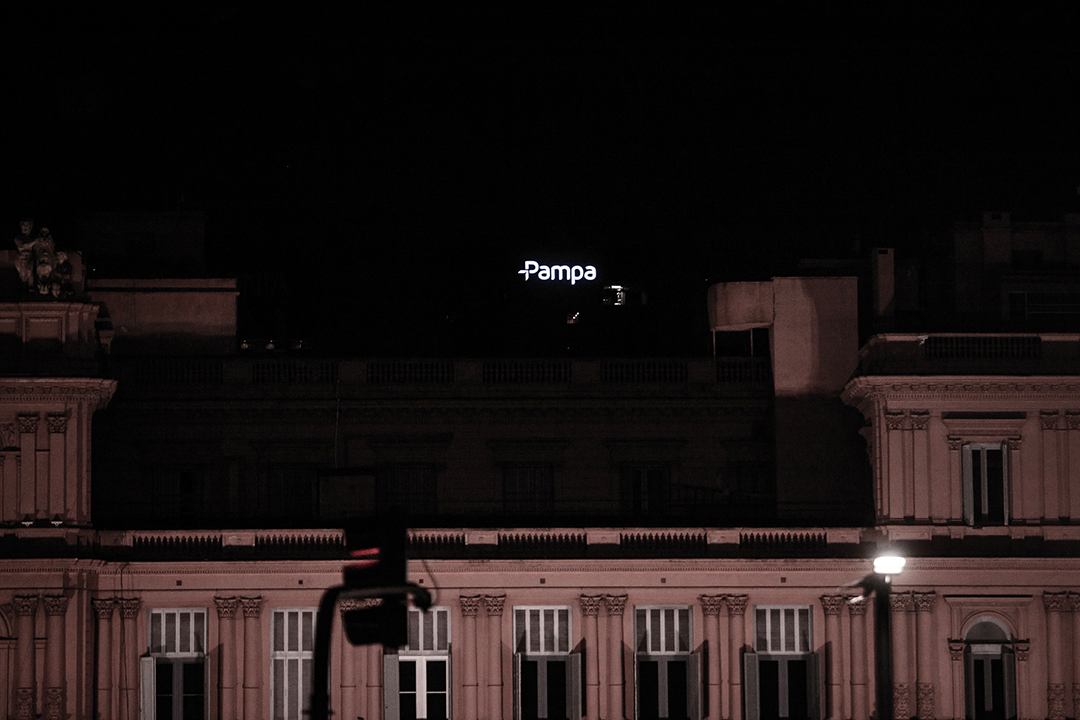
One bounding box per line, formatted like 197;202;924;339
852;554;905;720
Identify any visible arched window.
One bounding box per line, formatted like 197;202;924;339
964;619;1016;720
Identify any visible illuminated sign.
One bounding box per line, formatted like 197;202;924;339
517;261;597;285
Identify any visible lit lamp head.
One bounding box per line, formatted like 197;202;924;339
873;554;906;577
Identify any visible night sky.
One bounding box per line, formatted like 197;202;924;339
5;5;1079;355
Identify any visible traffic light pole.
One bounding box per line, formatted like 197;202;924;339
308;583;433;720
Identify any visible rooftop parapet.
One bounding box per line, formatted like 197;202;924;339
856;333;1080;376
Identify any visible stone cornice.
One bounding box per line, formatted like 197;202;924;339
0;378;117;409
842;376;1080;410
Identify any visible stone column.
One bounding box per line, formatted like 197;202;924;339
889;591;913;720
486;594;506;720
820;595;846;720
367;600;383;720
848;598;869;720
913;592;936;720
215;597;240;720
337;599;360;720
240;596;263;720
581;595;603;720
461;595;482;720
1070;593;1080;718
701;595;725;720
43;595;70;720
92;598;115;720
606;594;628;720
727;595;749;720
948;641;965;720
1045;592;1069;720
118;598;141;720
13;595;38;720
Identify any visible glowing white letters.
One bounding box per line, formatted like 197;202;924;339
518;261;597;285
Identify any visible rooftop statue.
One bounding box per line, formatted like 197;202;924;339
13;218;74;299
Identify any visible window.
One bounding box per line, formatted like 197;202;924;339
745;607;821;720
964;620;1017;720
271;608;317;720
514;607;581;720
140;609;208;720
634;607;700;720
962;443;1008;526
621;465;670;517
385;607;451;720
503;464;554;514
378;464;438;515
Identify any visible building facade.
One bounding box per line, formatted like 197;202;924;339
1;257;1079;720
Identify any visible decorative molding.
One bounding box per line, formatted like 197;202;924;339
44;687;64;720
1067;413;1080;431
916;683;934;720
1007;437;1022;450
1048;683;1066;720
13;595;39;616
0;379;118;409
700;594;725;616
948;640;964;661
15;687;33;720
0;422;15;448
1014;641;1030;661
239;596;262;618
338;599;361;613
893;682;911;719
843;376;1080;405
91;598;115;620
947;435;962;450
46;414;68;434
118;598;141;619
1043;591;1069;613
43;595;69;616
885;411;907;430
727;594;749;616
820;595;846;616
848;597;868;617
1069;592;1080;612
889;591;914;613
363;597;382;608
1041;411;1060;430
17;414;38;434
605;594;628;616
214;596;239;618
459;595;482;616
580;594;603;617
910;411;930;431
485;594;506;616
912;591;936;613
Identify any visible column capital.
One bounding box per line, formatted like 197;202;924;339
1067;414;1080;431
1043;591;1069;613
1068;592;1080;612
339;598;362;613
947;435;962;450
605;594;628;616
848;597;868;617
17;414;39;434
13;595;39;616
885;410;907;430
214;596;240;618
948;640;965;661
889;591;914;613
117;597;141;619
1041;411;1060;430
460;595;482;617
912;591;936;613
1007;436;1023;450
46;414;68;434
43;595;69;617
580;594;604;616
820;595;846;616
727;594;749;616
699;594;725;616
239;596;263;618
91;597;116;620
1014;641;1030;661
485;594;506;616
910;411;930;430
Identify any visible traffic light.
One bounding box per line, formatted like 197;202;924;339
341;519;408;647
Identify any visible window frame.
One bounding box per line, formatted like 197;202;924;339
745;605;821;720
961;442;1009;527
513;606;580;720
753;606;813;655
385;607;452;720
270;607;318;720
141;608;209;720
633;606;700;720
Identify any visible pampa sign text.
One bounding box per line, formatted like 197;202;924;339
518;261;598;285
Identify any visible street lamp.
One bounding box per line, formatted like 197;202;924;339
850;552;905;720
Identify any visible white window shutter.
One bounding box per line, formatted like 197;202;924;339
383;653;400;720
962;444;974;524
687;652;702;720
140;656;156;720
743;653;759;720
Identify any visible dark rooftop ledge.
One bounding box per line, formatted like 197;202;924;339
857;333;1080;376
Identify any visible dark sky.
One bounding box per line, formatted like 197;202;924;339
5;5;1079;355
